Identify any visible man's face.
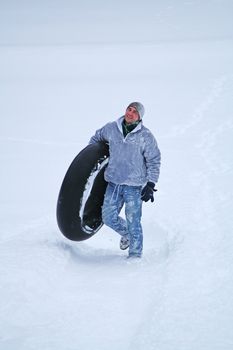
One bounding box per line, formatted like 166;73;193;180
124;106;140;124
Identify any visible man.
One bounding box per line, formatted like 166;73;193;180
89;102;161;258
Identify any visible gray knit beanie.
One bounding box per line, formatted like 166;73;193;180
127;102;145;119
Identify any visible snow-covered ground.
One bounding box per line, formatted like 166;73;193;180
1;1;233;349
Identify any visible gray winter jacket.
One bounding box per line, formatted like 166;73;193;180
89;116;161;186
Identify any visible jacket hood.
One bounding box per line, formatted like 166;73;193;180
116;116;142;134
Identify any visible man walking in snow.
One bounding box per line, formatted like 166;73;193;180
89;102;161;258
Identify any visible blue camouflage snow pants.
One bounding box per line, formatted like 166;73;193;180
102;182;143;257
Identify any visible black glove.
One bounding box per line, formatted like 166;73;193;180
141;182;157;202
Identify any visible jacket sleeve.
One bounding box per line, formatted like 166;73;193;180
144;133;161;185
88;123;110;145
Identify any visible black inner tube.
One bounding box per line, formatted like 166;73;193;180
56;142;109;241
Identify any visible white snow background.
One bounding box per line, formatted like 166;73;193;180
0;1;233;349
